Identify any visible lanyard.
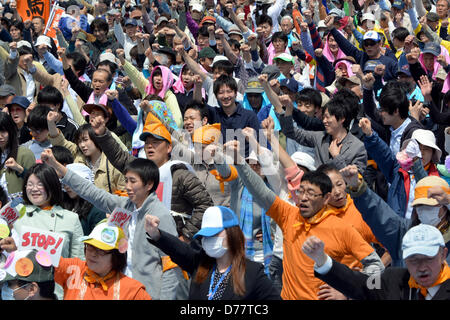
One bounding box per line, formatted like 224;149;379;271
207;264;232;300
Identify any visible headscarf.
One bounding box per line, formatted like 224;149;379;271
323;31;347;63
172;64;206;99
145;65;174;99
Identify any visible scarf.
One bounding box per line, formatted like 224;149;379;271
84;268;116;291
408;262;450;298
210;165;238;193
293;206;333;233
144;65;174;99
323;32;346;63
418;53;442;81
327;194;353;217
172;64;206;99
240;185;273;275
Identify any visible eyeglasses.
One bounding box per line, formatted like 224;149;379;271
84;244;113;257
25;183;45;190
294;189;324;199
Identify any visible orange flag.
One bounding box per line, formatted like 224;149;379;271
17;0;50;23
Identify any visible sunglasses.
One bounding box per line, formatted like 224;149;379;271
363;40;378;47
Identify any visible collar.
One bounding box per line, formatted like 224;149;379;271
84;268;116;291
26;205;64;217
292;206;333;232
218;102;243;118
390;117;411;135
56;112;68;127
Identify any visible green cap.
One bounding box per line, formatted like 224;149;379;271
198;46;217;59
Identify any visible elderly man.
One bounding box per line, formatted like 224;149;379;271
303;223;450;299
279;15;300;49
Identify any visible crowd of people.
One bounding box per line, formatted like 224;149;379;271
0;0;448;301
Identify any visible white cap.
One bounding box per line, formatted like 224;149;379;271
402;224;445;260
317;20;327;29
402;129;442;164
99;52;120;66
291;152;316;172
35;35;52;48
66;163;94;183
191;3;203;12
17;40;32;49
209;55;229;67
245;149;259;163
362;13;376;22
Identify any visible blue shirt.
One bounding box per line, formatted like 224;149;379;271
207;102;261;157
390;117;411;156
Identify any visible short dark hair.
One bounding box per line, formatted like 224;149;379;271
18;45;33;56
392;27;410;42
97;60;118;75
332;88;360;121
37;86;64;111
23;164;63;206
66;51;87;75
17;280;56;300
296;88;322;109
271;31;288;44
198;25;210;37
9;20;24;33
379;81;410;119
123;158;160;194
32;16;45;24
256;14;273;27
74;124;102;152
185;101;209;121
51;146;74;165
324;97;353;130
229;39;241;51
27;105;51;131
212;60;234;75
301;171;333;195
90;18;109;33
213;75;238;96
316;163;340;176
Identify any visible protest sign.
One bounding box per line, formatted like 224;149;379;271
18;226;65;267
107;208;133;229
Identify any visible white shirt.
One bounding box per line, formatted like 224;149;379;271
124;205;140;278
23;70;35;103
389;118;411;156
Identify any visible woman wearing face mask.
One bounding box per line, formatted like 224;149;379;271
1;249;57;300
340;165;450;267
145;206;281;300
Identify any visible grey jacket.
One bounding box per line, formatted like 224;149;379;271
61;169;181;300
278;114;368;175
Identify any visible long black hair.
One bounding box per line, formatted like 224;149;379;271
0;112;19;167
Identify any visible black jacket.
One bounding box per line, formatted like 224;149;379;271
147;230;281;300
316;259;450;300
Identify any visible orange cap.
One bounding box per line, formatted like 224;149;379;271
192;123;221;145
140;112;172;144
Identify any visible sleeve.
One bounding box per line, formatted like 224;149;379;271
110;98;137;134
61;169;128;214
43;51;64;75
300;29;316;58
328;138;368;174
278;114;318;147
176;170;214;240
63;66;92;102
234;162;277;211
185;11;199;40
122;60;149;98
268;0;285;31
308;21;324;50
0;28;12;42
49;129;79;156
292;108;325;131
214;13;234;33
65;93;87;125
94;129;135;173
147;230;202;275
363;131;398;184
54;257;84;288
248;262;282;300
114;21;126;46
165;92;183;129
329;28;363;62
70;217;86;259
350;180;412;263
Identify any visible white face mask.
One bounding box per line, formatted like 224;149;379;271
202;235;228;258
416;206;442;226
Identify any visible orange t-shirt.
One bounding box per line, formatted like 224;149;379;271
267;196;375;300
54;258;151;300
330;195;381;268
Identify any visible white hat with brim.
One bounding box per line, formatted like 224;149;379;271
35;35;52;48
291;152;316;171
402;224;445;259
209;55;229;67
402;129;442;164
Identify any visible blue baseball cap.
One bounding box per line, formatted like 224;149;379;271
363;30;381;42
392;0;405;9
363;59;382;73
423;42;441;57
6;96;30;109
280;78;299;93
124;18;138;27
193;206;239;239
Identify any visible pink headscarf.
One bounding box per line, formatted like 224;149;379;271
323;32;346;63
419;54;441;80
268;42;291;65
145;65;174;99
172;64;206;99
335;60;355;77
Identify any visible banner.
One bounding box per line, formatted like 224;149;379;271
17;0;50;23
45;6;65;44
18;226;65;267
